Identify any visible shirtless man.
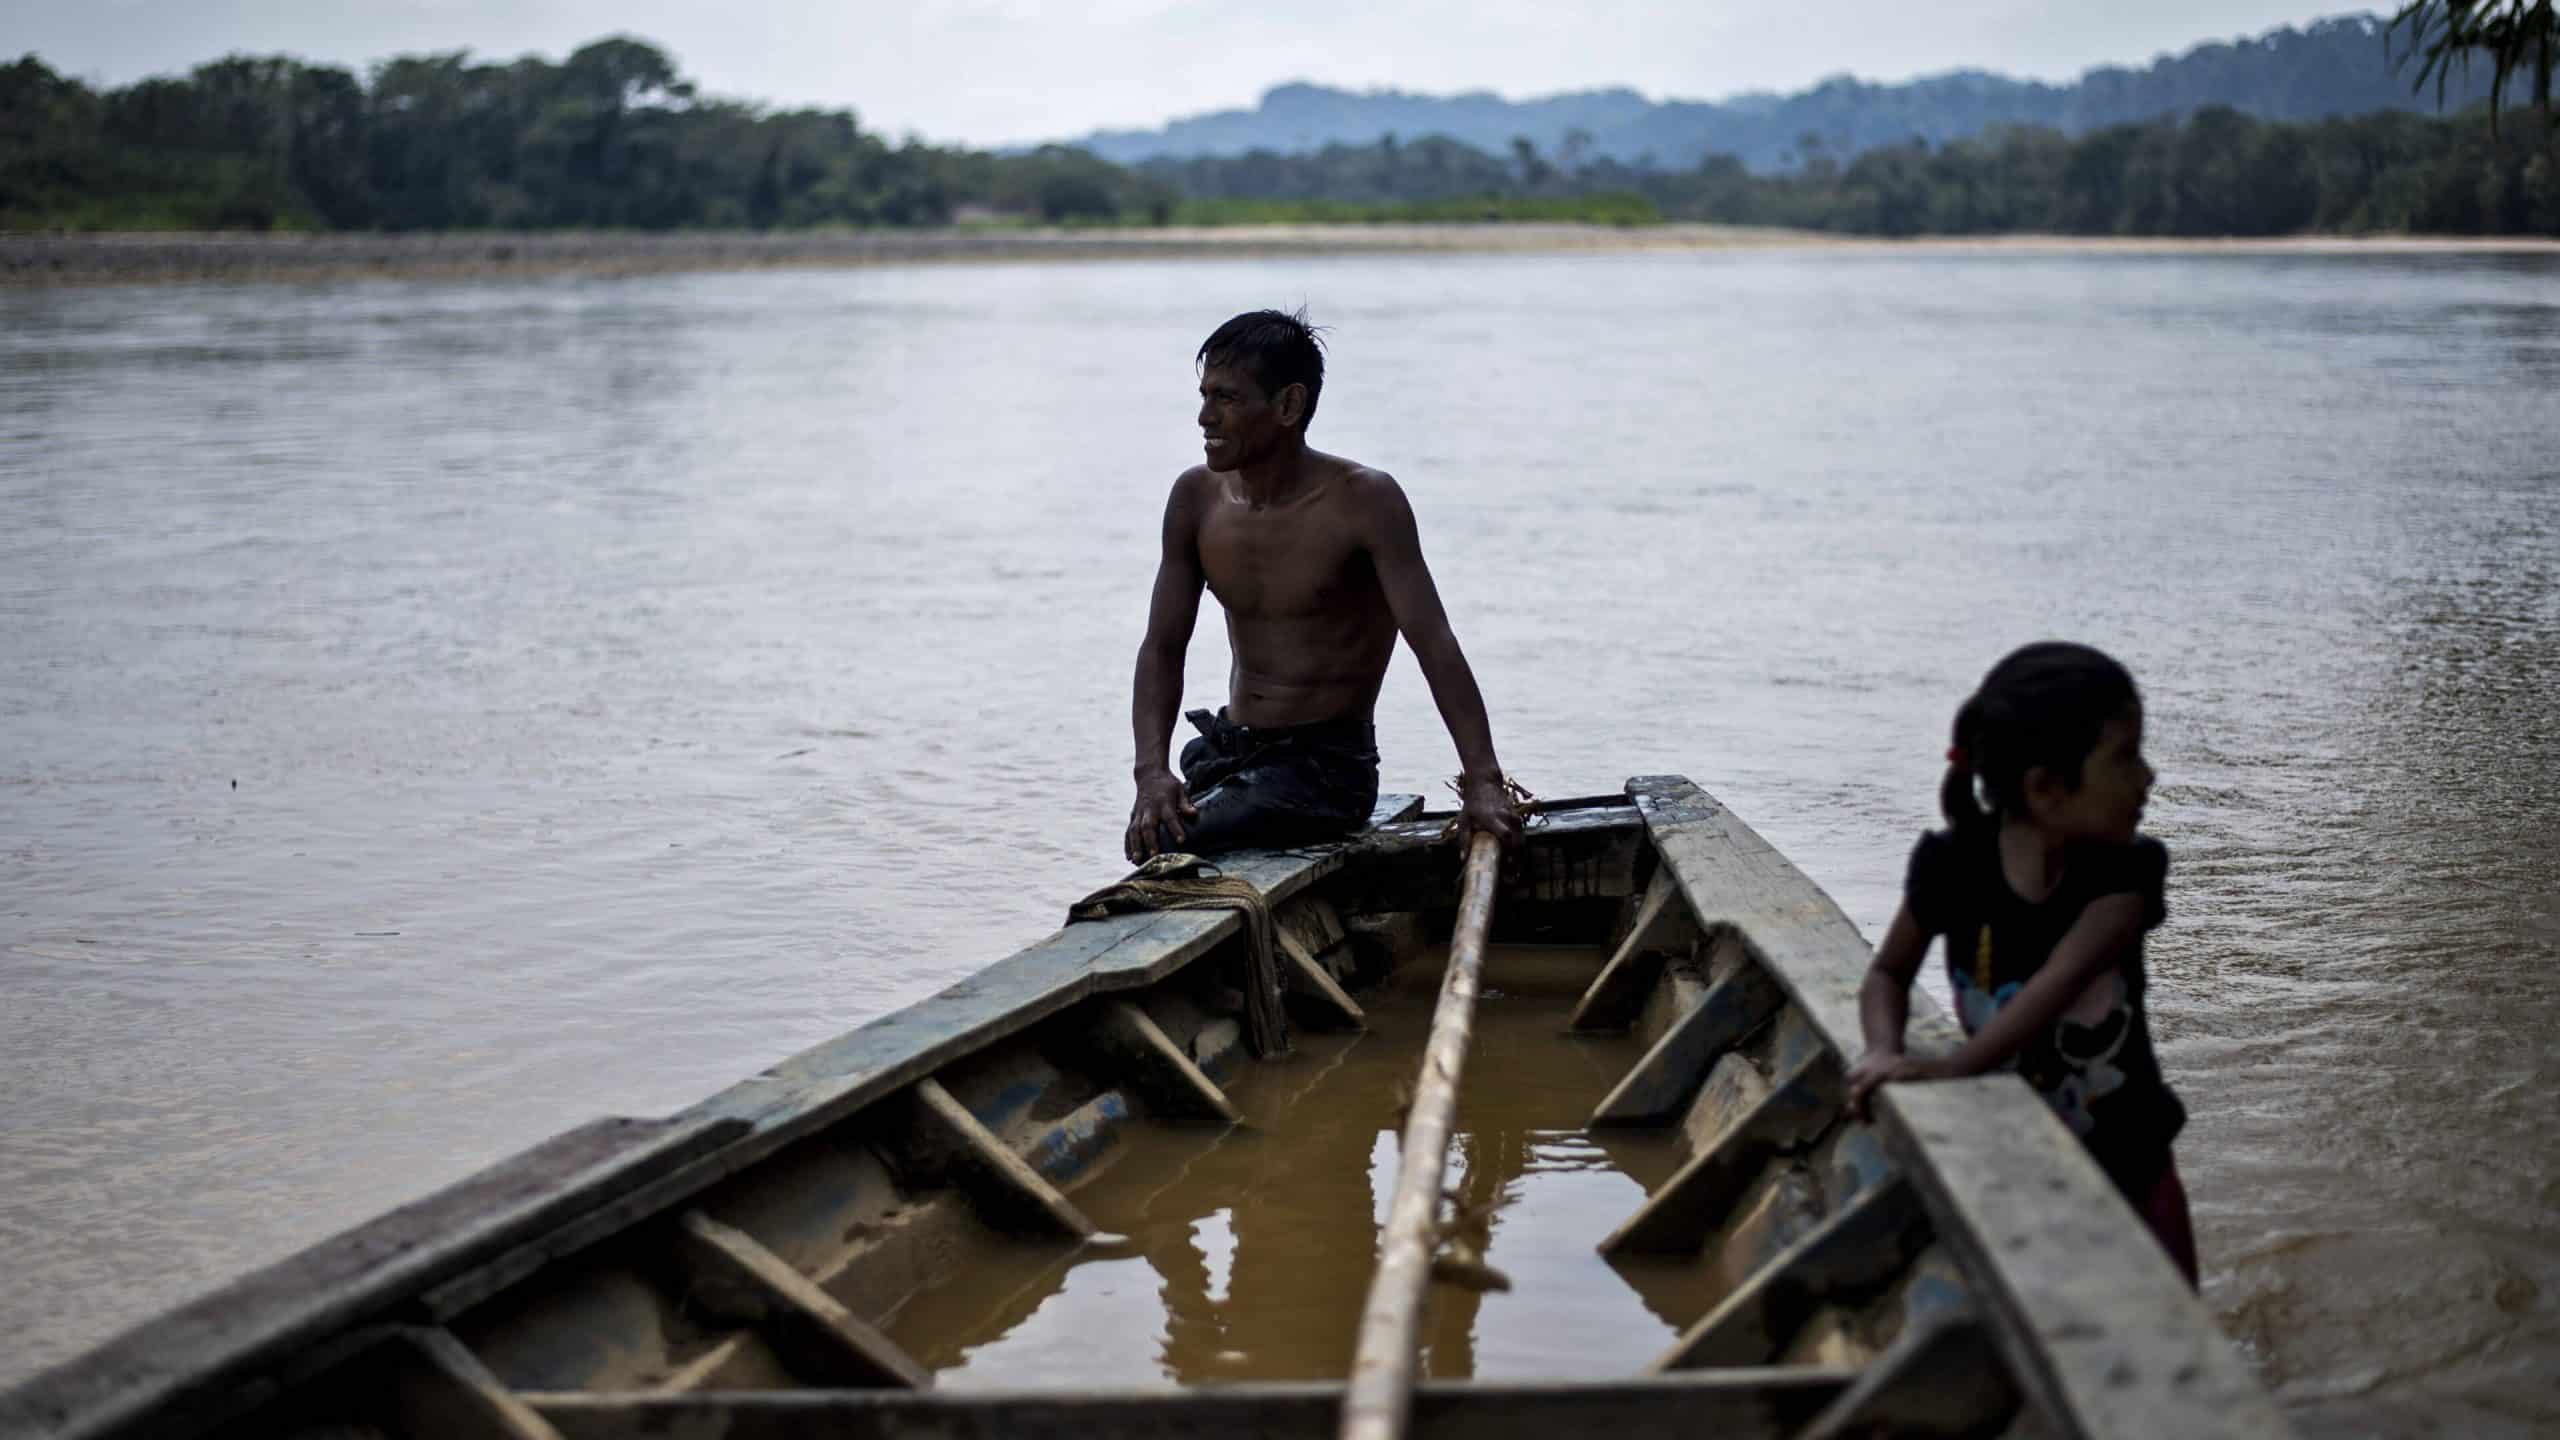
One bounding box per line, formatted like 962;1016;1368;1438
1126;309;1521;862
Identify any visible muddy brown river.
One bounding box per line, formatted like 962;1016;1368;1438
3;246;2555;1435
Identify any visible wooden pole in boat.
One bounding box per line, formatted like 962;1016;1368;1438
1340;831;1503;1440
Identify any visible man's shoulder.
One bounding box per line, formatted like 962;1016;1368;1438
1315;452;1405;513
1317;450;1397;488
1165;464;1218;511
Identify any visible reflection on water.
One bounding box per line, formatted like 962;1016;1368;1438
2;248;2555;1431
888;946;1683;1385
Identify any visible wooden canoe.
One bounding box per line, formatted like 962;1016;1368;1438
0;776;2290;1440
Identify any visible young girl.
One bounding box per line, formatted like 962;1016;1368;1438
1844;640;2198;1285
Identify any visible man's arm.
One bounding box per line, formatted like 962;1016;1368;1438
1355;473;1520;846
1128;472;1207;862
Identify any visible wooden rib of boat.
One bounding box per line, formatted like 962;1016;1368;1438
0;776;2291;1440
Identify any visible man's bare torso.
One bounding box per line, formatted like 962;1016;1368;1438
1128;313;1515;862
1187;450;1396;729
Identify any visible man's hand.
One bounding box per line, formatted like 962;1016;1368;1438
1127;769;1198;864
1844;1048;1950;1121
1456;772;1524;849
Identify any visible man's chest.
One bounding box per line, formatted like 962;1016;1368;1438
1197;508;1370;616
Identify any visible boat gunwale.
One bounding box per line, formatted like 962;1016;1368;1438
0;1116;746;1440
514;1363;1863;1424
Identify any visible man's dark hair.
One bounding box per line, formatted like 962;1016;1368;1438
1197;308;1326;429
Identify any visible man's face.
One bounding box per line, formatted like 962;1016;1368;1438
1197;361;1294;471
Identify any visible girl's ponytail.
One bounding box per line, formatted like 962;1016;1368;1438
1939;697;1990;829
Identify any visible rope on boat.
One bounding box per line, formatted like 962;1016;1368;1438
1434;772;1541;843
1066;853;1290;1058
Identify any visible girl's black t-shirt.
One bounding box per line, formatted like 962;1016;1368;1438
1904;825;2186;1195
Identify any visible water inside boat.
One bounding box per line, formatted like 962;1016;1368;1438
885;943;1703;1387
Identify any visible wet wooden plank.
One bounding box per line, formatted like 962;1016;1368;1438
525;1368;1856;1440
1588;963;1784;1126
669;1212;928;1390
907;1077;1096;1239
1881;1079;2292;1440
1600;1049;1842;1255
1651;1174;1930;1370
1567;870;1697;1031
1276;895;1349;965
1087;1000;1240;1123
1354;795;1638;856
1625;776;1962;1061
1777;1304;1873;1368
381;1328;566;1440
1279;929;1367;1028
1794;1312;2017;1440
0;1115;739;1440
1330;796;1647;915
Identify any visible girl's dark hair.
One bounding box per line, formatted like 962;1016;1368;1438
1198;307;1326;428
1941;641;2140;829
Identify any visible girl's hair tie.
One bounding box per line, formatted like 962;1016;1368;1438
1945;745;1969;770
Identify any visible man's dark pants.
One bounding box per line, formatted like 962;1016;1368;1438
1158;707;1381;854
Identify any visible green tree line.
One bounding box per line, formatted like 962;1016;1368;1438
0;39;1173;230
1150;105;2557;236
1646;105;2558;235
3;36;2553;236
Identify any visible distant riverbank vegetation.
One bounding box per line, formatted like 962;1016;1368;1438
0;41;1178;232
1144;110;2558;235
5;33;2554;239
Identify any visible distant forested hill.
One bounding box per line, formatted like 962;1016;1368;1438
1067;13;2497;171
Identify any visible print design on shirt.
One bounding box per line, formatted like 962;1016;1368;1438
1950;923;2135;1139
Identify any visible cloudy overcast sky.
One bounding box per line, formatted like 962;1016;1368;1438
20;1;2373;146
